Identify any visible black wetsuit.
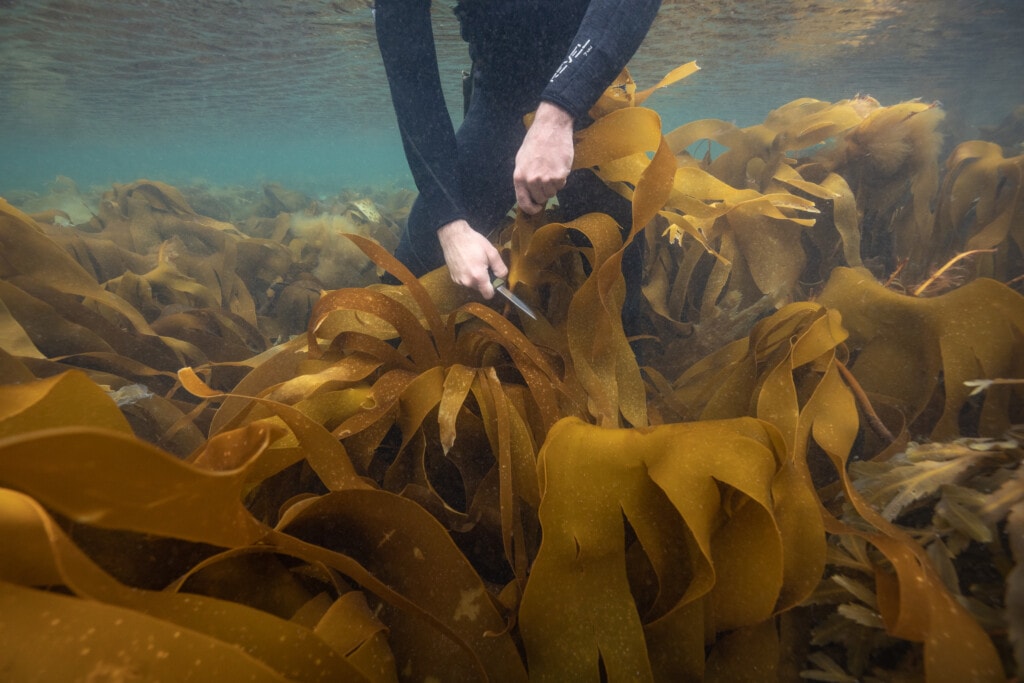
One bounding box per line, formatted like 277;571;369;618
374;0;661;277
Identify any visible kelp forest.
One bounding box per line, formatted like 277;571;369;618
1;64;1022;681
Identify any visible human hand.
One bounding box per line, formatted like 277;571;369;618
437;219;508;299
513;101;575;214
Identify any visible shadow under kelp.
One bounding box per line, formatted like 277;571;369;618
1;63;1022;681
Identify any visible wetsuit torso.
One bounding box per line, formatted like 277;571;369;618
374;0;661;275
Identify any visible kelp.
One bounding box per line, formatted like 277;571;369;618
0;179;408;442
35;179;400;345
0;370;526;681
639;95;953;374
1;63;1023;681
668;297;1008;681
520;415;824;682
803;431;1024;680
813;100;946;277
933;140;1024;283
815;267;1024;440
663;251;1014;435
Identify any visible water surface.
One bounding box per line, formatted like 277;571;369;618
1;0;1021;195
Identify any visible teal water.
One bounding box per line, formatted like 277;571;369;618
1;0;1022;197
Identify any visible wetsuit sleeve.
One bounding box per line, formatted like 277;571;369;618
540;0;662;121
374;0;465;233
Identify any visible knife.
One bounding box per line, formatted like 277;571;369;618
491;276;537;320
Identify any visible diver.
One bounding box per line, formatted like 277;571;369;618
373;0;661;320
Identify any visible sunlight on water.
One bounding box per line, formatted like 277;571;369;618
0;0;1021;193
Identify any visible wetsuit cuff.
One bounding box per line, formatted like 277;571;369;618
539;94;591;127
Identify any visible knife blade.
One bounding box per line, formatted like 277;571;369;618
491;276;537;320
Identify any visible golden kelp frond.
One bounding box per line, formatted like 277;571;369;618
813;101;946;278
521;416;822;682
933;141;1024;282
0;197;196;370
64;179;402;342
577;78;823;413
816;267;1024;440
220;238;565;585
635;60;700;106
43;225;154;285
671;300;847;425
664;97;874;188
630;99;877;371
0;579;367;683
657;173;819;318
640;93;1015;390
665;289;1009;678
0;369;528;681
587;68;638;119
585;61;700;120
559;209;651;427
86;179;243;255
2;178;412;445
3;66;1024;680
573;85;711;424
0;370;133;438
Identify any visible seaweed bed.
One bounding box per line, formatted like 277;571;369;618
1;66;1023;681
